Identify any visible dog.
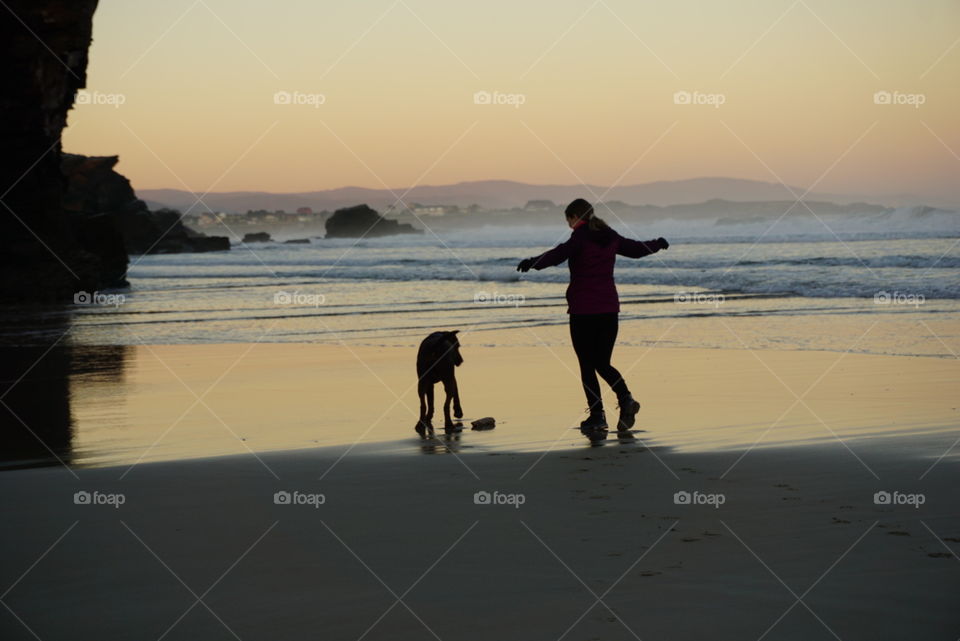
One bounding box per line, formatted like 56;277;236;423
415;330;464;438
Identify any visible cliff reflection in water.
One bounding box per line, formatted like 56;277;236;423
0;338;128;470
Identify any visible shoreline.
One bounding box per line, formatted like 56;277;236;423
2;337;958;469
15;293;960;360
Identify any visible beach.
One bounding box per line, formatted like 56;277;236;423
3;0;959;638
2;332;959;639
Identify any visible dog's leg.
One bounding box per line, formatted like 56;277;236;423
450;374;463;419
415;382;428;438
442;377;456;430
426;383;435;433
418;382;427;421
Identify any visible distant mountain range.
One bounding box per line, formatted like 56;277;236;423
138;177;954;214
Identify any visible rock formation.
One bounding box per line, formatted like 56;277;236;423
62;154;230;261
1;3;228;301
324;204;420;239
1;0;103;301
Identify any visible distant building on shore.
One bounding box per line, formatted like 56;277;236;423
386;203;460;217
410;204;460;216
524;199;556;211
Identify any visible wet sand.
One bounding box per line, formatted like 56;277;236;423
45;327;960;467
1;331;958;639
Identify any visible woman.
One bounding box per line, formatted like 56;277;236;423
517;198;669;434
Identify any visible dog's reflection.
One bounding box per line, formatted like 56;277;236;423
419;422;464;454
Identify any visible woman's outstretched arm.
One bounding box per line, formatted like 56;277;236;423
517;235;583;272
617;235;669;259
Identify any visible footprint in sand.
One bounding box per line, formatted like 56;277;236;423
832;517;851;524
639;570;661;577
927;552;952;558
681;537;701;542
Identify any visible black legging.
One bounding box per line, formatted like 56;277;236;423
569;313;629;413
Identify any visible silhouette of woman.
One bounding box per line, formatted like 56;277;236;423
517;198;669;434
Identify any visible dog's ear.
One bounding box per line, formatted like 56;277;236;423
449;330;460;335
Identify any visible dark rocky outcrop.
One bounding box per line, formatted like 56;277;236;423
242;232;272;243
67;211;128;287
1;0;102;301
136;208;230;254
1;3;228;301
61;154;230;259
324;204;420;239
283;238;310;244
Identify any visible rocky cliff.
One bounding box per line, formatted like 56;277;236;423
1;0;102;301
1;2;230;301
62;154;230;262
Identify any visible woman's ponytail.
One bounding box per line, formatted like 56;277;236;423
587;215;608;231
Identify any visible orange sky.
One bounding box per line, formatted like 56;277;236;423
63;0;960;201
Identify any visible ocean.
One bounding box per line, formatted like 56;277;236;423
6;208;951;358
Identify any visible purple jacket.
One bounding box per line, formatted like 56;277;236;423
531;225;662;314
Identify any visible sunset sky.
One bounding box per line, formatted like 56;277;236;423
64;0;960;202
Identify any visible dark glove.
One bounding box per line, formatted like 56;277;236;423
516;258;536;272
656;237;669;250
